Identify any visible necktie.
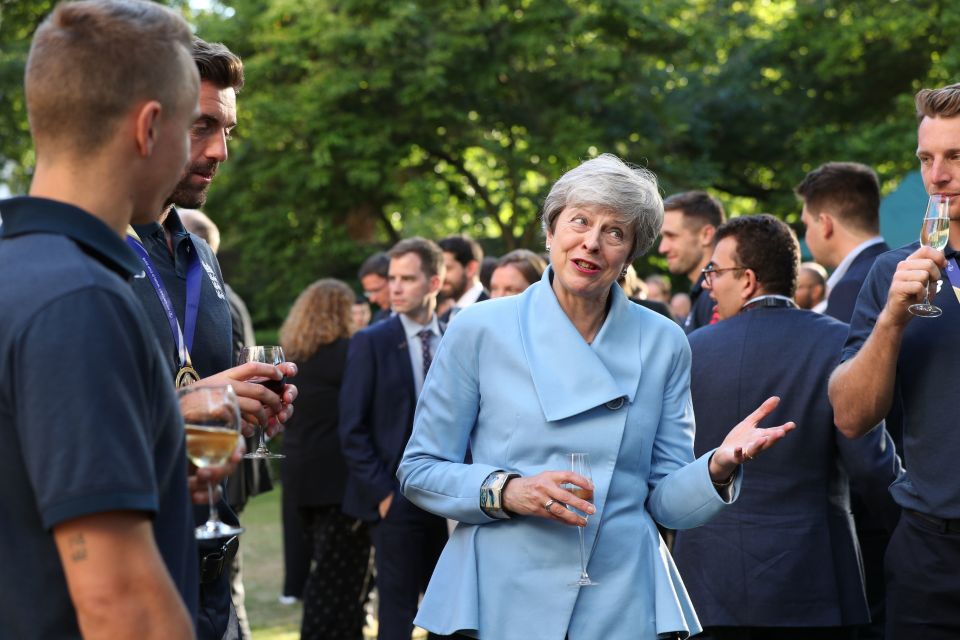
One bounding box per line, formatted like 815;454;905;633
417;329;433;381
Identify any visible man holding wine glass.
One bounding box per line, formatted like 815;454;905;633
129;38;298;640
830;83;960;639
0;2;201;637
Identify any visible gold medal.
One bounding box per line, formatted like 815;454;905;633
175;365;200;388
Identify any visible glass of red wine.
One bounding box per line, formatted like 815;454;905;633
239;345;286;459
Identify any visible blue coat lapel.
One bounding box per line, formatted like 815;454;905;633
518;268;642;422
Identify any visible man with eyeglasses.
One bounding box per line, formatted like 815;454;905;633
672;215;900;640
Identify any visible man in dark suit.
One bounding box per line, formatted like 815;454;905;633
438;234;488;321
673;215;901;640
796;162;895;639
339;237;450;640
797;162;890;323
657;191;726;333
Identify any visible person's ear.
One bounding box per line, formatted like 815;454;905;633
429;273;442;295
741;268;760;301
699;224;717;249
133;100;163;157
819;213;835;240
466;259;480;280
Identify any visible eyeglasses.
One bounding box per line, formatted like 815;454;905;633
701;262;746;286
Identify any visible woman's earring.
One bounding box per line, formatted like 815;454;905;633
545;244;551;251
620;267;628;278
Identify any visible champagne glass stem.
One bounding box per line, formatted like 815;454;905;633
577;525;589;580
207;482;221;525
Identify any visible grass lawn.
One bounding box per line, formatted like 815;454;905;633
239;486;301;639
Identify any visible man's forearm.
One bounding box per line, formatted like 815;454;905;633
829;310;904;438
54;513;195;640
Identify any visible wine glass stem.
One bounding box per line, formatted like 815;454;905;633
207;482;221;524
577;523;589;579
257;425;267;452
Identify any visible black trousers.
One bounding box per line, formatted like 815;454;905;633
885;510;960;640
369;493;449;640
299;505;371;640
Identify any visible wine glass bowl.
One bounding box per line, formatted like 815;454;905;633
565;452;598;587
909;194;951;318
238;345;286;459
179;384;245;540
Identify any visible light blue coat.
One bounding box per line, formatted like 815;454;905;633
398;270;739;639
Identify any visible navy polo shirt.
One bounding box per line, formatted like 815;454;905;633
842;241;960;518
131;207;233;379
0;197;197;638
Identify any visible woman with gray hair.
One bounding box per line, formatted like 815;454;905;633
398;154;794;639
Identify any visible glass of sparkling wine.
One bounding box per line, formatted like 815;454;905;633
909;194;951;318
238;345;286;459
179;384;245;539
565;452;598;586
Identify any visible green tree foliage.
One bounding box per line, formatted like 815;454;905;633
3;0;959;324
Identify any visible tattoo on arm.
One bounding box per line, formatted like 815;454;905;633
68;533;87;562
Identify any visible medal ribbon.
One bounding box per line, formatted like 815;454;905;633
126;226;203;370
944;256;960;305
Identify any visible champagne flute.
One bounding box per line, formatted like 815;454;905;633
238;345;286;459
179;384;245;539
565;452;598;586
909;194;951;318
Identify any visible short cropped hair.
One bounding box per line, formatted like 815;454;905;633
192;38;244;92
496;249;547;287
279;279;355;361
438;234;483;267
542;154;663;263
915;83;960;123
25;0;194;154
715;214;800;298
388;237;446;280
662;191;726;231
179;209;221;253
794;162;880;234
358;252;390;280
800;261;828;286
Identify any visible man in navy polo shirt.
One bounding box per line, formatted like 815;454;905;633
0;1;200;637
830;82;960;639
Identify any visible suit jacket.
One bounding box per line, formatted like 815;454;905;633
824;241;889;323
339;315;439;522
439;290;489;323
674;307;902;628
398;270;739;640
281;338;350;507
683;274;714;333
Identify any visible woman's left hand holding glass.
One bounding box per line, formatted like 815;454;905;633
502;471;596;526
709;396;796;483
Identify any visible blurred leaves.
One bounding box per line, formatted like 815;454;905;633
2;0;958;324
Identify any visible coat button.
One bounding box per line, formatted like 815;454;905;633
605;396;625;410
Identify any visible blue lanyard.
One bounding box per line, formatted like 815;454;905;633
945;256;960;305
126;226;203;369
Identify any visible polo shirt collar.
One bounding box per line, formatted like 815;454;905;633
0;196;142;278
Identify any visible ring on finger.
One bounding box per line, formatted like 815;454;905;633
543;499;557;511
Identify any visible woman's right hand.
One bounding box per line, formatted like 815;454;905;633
502;472;596;527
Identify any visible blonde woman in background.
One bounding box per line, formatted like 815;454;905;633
279;279;370;640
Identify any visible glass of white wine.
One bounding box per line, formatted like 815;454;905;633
565;452;598;586
179;384;245;539
909;194;951;318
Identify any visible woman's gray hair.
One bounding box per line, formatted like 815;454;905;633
541;154;664;263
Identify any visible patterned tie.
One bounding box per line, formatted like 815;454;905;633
417;329;433;380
